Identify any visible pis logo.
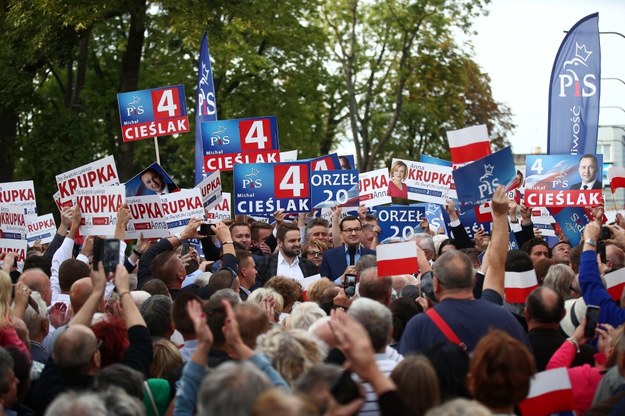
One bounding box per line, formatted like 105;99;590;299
209;125;230;146
558;43;597;98
478;164;499;199
125;96;144;116
242;168;262;189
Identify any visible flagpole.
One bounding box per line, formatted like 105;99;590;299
153;137;161;165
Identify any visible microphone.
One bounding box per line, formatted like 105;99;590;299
348;244;357;266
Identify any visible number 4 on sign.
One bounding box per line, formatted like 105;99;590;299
274;164;309;199
240;119;270;151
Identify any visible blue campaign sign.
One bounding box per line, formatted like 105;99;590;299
202;116;280;171
508;231;519;250
525;154;603;190
550;207;591;246
412;203;448;235
305;154;341;171
420;154;452;167
441;205;492;239
374;206;426;243
452;146;516;208
233;161;311;215
117;85;190;142
310;170;359;209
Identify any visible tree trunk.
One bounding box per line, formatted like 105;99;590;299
0;109;17;182
118;0;147;181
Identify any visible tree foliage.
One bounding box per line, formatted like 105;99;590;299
1;0;514;214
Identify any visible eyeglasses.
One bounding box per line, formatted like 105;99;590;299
307;250;323;257
341;228;362;234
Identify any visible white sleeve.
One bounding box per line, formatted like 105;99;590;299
50;237;76;303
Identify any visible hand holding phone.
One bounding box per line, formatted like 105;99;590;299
584;305;600;338
344;274;357;298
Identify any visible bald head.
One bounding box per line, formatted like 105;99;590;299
525;286;565;326
19;269;52;305
53;324;99;375
359;267;393;306
70;278;93;314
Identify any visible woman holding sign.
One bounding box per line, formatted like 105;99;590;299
389;160;408;199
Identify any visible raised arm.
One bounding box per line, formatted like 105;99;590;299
482;186;509;300
69;261;106;327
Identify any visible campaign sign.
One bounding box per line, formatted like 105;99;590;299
550;207;591;246
413;203;448;235
0;238;27;272
26;214;57;246
117;85;190;142
206;192;232;223
524;154;603;207
452;147;516;208
339;155;355;170
420;154;452;167
392;158;456;204
307;154;341;171
533;222;557;238
160;188;205;234
508;231;519;250
202;116;280;172
359;169;392;208
0;205;26;240
126;195;169;240
441;205;492;239
0;181;37;218
233;161;311;215
374;206;426;243
56;156;120;205
125;162;179;197
280;150;298;162
74;185;125;236
196;170;222;214
531;207;556;225
311;170;359;209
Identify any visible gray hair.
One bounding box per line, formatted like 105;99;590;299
356;255;377;275
139;295;173;337
347;298;392;351
45;390;108;416
198;361;272;416
543;264;576;301
287;302;327;331
23;291;48;337
209;288;241;305
432;251;473;290
98;386;146;416
424;398;491;416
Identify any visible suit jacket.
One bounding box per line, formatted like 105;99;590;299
570;181;602;190
254;253;318;288
319;245;376;281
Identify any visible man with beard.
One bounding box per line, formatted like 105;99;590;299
254;222;318;287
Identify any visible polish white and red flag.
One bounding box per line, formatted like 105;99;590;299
376;241;418;277
608;166;625;193
504;270;538;304
446;124;491;167
519;368;575;416
604;267;625;301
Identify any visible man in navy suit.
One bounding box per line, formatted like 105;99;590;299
570;154;602;190
320;216;376;284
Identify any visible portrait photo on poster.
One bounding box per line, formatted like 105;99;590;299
125;162;179;197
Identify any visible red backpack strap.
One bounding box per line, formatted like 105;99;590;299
425;308;468;352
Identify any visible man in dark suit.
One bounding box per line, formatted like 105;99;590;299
525;286;595;371
320;216;376;283
255;222;317;287
237;249;257;300
570;154;602;190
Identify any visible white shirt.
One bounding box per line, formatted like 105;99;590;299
276;251;304;281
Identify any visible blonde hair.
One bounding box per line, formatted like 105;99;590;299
0;271;12;328
255;327;326;386
149;339;183;379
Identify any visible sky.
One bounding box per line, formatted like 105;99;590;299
471;0;625;155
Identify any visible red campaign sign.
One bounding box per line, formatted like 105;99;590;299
204;150;280;172
525;189;602;207
274;164;310;199
117;85;190;142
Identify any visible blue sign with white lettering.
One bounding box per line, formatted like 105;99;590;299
233;161;311;215
374;206;426;243
412;203;448;236
310;170;359;209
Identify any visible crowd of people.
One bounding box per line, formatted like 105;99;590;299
1;184;625;415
